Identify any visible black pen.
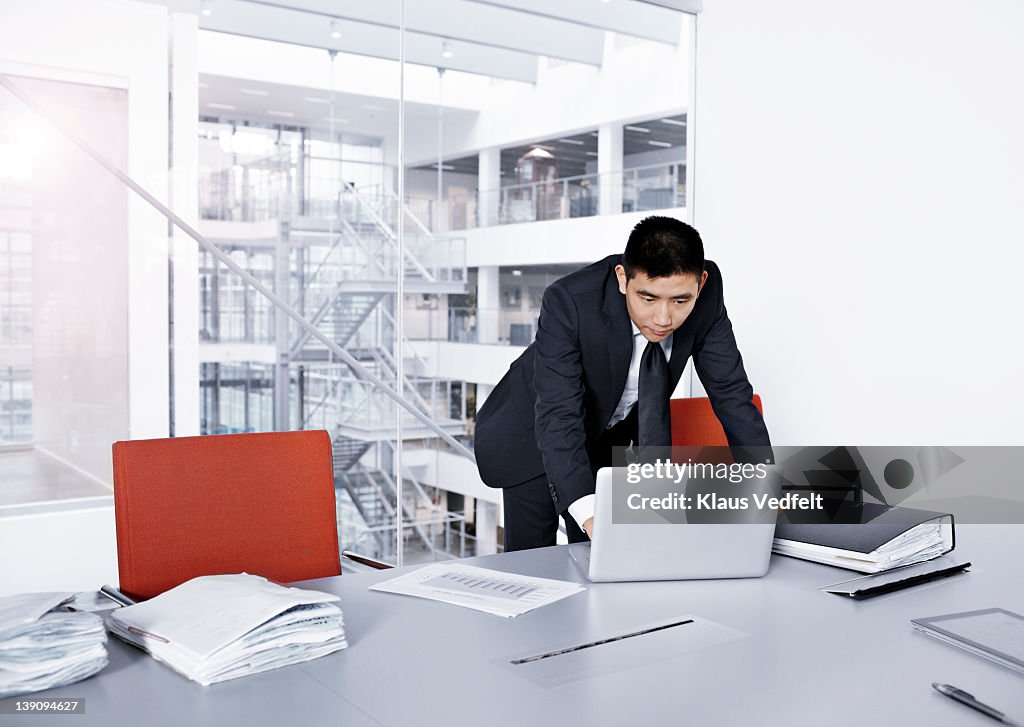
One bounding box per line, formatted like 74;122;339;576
932;683;1021;726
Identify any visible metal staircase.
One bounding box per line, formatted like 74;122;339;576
282;184;468;561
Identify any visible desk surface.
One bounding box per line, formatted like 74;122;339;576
14;526;1024;727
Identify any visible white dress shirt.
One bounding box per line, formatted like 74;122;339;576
567;322;672;532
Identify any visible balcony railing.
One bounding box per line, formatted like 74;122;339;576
202;158;685;234
408;162;686;234
405;306;540;346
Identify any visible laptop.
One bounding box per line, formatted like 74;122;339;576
569;466;782;582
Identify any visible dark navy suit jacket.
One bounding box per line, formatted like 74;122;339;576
475;254;770;514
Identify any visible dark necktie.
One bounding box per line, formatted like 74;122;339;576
637;339;672;449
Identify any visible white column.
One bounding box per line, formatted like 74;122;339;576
477;147;501;227
598;121;624;216
126;12;172;441
274;222;290;431
382;135;400;198
476;265;500;345
475;501;498;555
170;12;200;436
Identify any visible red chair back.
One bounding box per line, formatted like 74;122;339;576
112;430;340;600
670;395;763;446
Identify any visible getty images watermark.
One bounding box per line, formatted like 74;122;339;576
609;446;1024;525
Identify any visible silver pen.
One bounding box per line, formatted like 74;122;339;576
933;683;1021;726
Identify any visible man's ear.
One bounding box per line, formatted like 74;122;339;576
696;270;709;295
615;264;628;295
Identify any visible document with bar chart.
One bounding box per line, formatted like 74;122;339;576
369;564;585;617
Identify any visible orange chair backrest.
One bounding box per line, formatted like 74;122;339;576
669;395;763;447
112;430;341;600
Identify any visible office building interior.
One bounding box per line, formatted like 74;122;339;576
2;0;1023;596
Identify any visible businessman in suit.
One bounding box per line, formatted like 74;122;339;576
475;216;770;551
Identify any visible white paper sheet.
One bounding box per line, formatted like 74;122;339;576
369;564;585;617
0;592;76;637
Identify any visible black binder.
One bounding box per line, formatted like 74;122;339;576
773;502;955;573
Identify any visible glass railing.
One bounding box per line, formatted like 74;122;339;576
203;158;685;234
624;162;686;213
408;162;686;233
199;150;299;223
495;173;600;224
405;195;477;235
199;153;395;224
405;306;540;346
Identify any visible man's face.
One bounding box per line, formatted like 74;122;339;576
615;264;708;342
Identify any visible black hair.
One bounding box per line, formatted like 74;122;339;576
622;216;704;281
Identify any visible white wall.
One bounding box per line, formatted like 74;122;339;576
694;0;1024;445
0;501;118;597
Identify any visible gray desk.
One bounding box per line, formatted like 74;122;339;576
12;526;1024;726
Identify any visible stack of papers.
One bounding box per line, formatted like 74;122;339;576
0;592;108;698
369;563;585;617
774;521;953;573
107;574;347;686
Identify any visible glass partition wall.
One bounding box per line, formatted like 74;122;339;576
0;0;693;567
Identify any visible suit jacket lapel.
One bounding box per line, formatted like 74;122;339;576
668;325;693;389
602;269;633;423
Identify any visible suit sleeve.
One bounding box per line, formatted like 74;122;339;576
692;270;772;447
532;282;596;513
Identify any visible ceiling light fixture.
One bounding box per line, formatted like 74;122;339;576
266;110;295;118
206;102;235;110
240;88;269;97
557;138;585;145
330;19;342;39
648;140;672;147
625;125;650;133
200;0;213;16
303;97;330;104
441;40;454;59
660;118;687;126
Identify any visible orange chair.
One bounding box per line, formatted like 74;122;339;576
111;430;341;601
670;395;764;446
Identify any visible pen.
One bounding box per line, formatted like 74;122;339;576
100;584;137;607
932;683;1021;726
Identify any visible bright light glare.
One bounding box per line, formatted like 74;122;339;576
0;143;32;180
0;117;54;179
218;128;274;156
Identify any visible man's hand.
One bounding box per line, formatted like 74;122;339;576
583;517;594;540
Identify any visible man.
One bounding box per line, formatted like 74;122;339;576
475;216;770;551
